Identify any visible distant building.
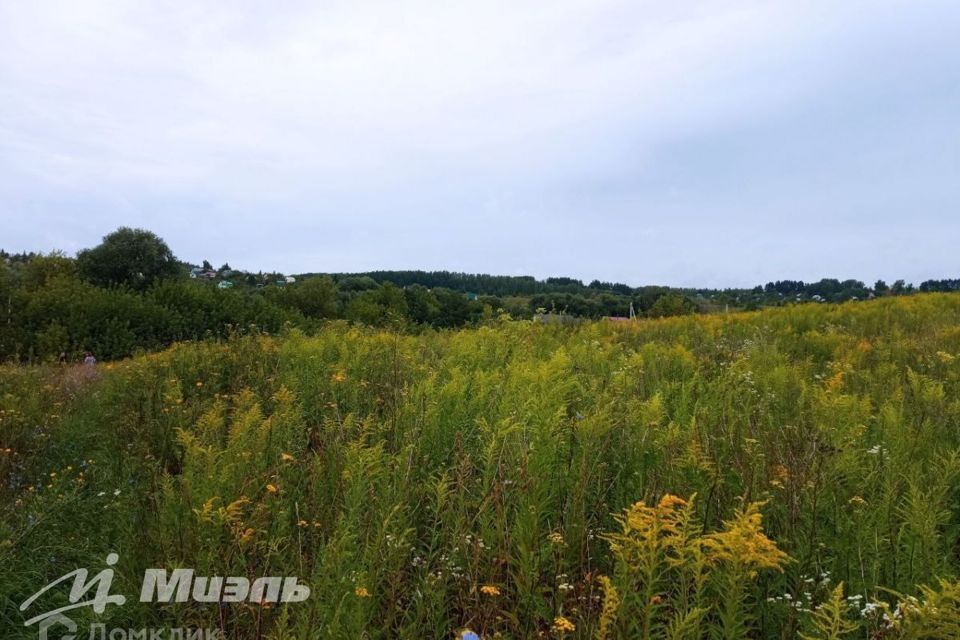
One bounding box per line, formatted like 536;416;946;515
285;276;296;284
217;280;234;289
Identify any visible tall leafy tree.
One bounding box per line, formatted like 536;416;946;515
77;227;181;290
285;277;338;319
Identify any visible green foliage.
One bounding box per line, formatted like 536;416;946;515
4;294;960;637
4;227;944;363
346;281;409;326
277;276;338;319
890;579;960;638
800;583;858;640
648;293;696;318
76;227;181;290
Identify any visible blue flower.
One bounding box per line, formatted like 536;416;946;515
459;630;480;640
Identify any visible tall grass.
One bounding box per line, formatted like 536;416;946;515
3;294;960;637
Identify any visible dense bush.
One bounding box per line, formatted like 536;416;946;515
0;257;311;361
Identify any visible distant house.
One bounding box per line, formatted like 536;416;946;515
217;280;234;289
466;292;478;301
189;267;203;279
285;276;296;284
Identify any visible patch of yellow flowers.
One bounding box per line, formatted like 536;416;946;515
551;615;575;634
597;494;788;639
608;494;787;575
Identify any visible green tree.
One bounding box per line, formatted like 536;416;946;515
21;252;76;290
346;282;409;325
404;284;440;325
287;277;338;319
76;227;181;290
648;293;696;318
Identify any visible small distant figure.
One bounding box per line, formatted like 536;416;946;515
83;352;97;366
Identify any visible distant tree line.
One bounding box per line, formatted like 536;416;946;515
0;228;950;362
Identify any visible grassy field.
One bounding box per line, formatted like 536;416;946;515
4;294;960;638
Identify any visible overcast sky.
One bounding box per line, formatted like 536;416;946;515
1;1;957;287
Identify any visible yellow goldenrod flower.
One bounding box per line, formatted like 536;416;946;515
551;615;576;633
548;532;565;545
223;497;249;521
355;586;370;597
196;496;218;518
265;483;278;494
480;585;501;596
702;502;789;573
281;452;295;462
658;494;688;510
